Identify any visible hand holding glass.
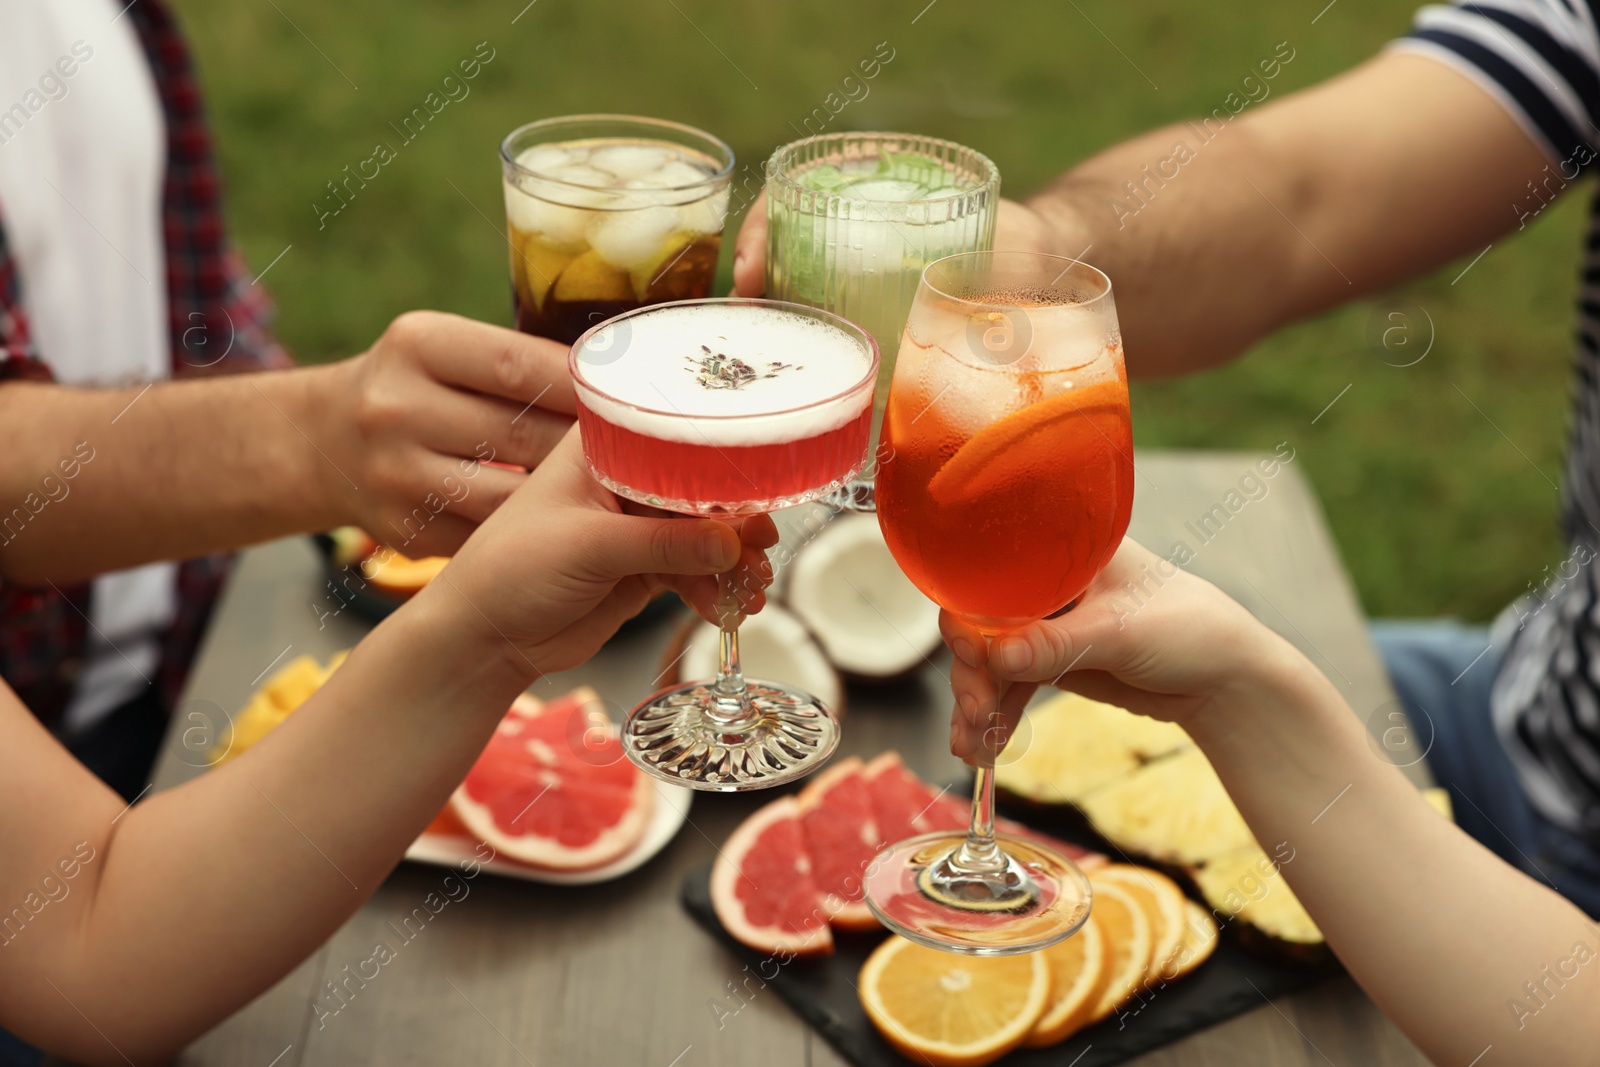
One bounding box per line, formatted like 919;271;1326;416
866;252;1134;953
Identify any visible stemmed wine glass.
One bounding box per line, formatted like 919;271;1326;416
863;251;1134;953
569;298;879;790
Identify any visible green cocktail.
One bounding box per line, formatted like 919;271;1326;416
765;133;1000;422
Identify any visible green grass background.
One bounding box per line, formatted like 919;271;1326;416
170;0;1585;621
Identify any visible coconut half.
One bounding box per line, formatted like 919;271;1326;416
664;604;846;716
784;513;942;680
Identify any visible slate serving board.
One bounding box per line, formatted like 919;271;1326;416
681;805;1340;1067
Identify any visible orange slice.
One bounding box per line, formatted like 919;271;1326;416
1024;911;1106;1047
1166;900;1220;979
927;379;1128;506
859;935;1051;1067
361;551;449;597
1078;880;1151;1026
1093;864;1188;978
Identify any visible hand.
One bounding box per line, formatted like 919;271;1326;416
993;198;1061;256
942;538;1293;763
313;311;577;558
731;194;1061;297
429;428;770;680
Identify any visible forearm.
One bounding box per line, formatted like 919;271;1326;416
1026;53;1552;376
0;365;347;583
1190;647;1600;1064
22;580;530;1063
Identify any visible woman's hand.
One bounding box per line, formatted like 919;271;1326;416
944;538;1294;762
423;428;771;681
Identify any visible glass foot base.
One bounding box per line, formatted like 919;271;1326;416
623;679;840;791
863;831;1092;955
820;478;876;513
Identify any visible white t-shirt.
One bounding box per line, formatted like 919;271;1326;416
0;0;178;731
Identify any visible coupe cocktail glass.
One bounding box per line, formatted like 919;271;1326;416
865;252;1134;953
502;115;734;344
570;298;879;789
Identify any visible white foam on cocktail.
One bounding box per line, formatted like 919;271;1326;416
506;139;729;263
575;303;873;446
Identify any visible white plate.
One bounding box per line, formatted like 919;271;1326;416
403;777;693;886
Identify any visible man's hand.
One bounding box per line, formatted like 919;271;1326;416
731;191;1056;297
315;311;577;558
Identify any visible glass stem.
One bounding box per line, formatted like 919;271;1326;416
708;570;755;728
951;672;1008;874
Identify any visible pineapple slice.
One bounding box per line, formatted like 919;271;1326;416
1423;787;1452;820
1078;748;1255;866
1190;844;1322;950
997;691;1192;803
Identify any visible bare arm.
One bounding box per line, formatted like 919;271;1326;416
731;51;1555;378
0;434;752;1064
0;312;577;584
1021;50;1554;375
945;541;1600;1065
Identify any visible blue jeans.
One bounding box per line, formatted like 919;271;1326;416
1373;619;1600;918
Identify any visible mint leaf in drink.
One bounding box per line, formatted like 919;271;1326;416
795;164;851;193
873;151;952;191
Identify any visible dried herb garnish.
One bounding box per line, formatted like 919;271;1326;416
685;344;803;390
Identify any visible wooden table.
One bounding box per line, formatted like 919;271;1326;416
123;452;1427;1067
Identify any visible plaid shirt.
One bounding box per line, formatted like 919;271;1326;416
0;0;292;726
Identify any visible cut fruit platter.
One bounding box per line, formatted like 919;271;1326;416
211;655;686;885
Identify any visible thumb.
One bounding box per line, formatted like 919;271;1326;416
987;604;1119;684
583;514;739;581
731;191;768;297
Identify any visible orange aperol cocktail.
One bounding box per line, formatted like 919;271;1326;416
866;251;1131;956
877;282;1132;633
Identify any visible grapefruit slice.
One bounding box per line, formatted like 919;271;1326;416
864;751;951;843
451;689;654;871
797;757;883;931
863;753;1106;870
860;934;1051;1067
710;795;833;956
1025;910;1107;1047
927;379;1129;506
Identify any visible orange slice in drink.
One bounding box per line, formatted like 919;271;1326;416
1024;910;1107;1047
1077;880;1151;1026
859;935;1051;1067
1093;864;1188;978
927;378;1128;507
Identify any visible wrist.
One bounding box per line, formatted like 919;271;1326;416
1184;624;1323;750
388;571;538;701
278;360;358;532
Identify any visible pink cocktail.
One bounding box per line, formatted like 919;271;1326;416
570;299;878;789
572;299;876;515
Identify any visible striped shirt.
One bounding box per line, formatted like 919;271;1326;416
1396;2;1600;835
